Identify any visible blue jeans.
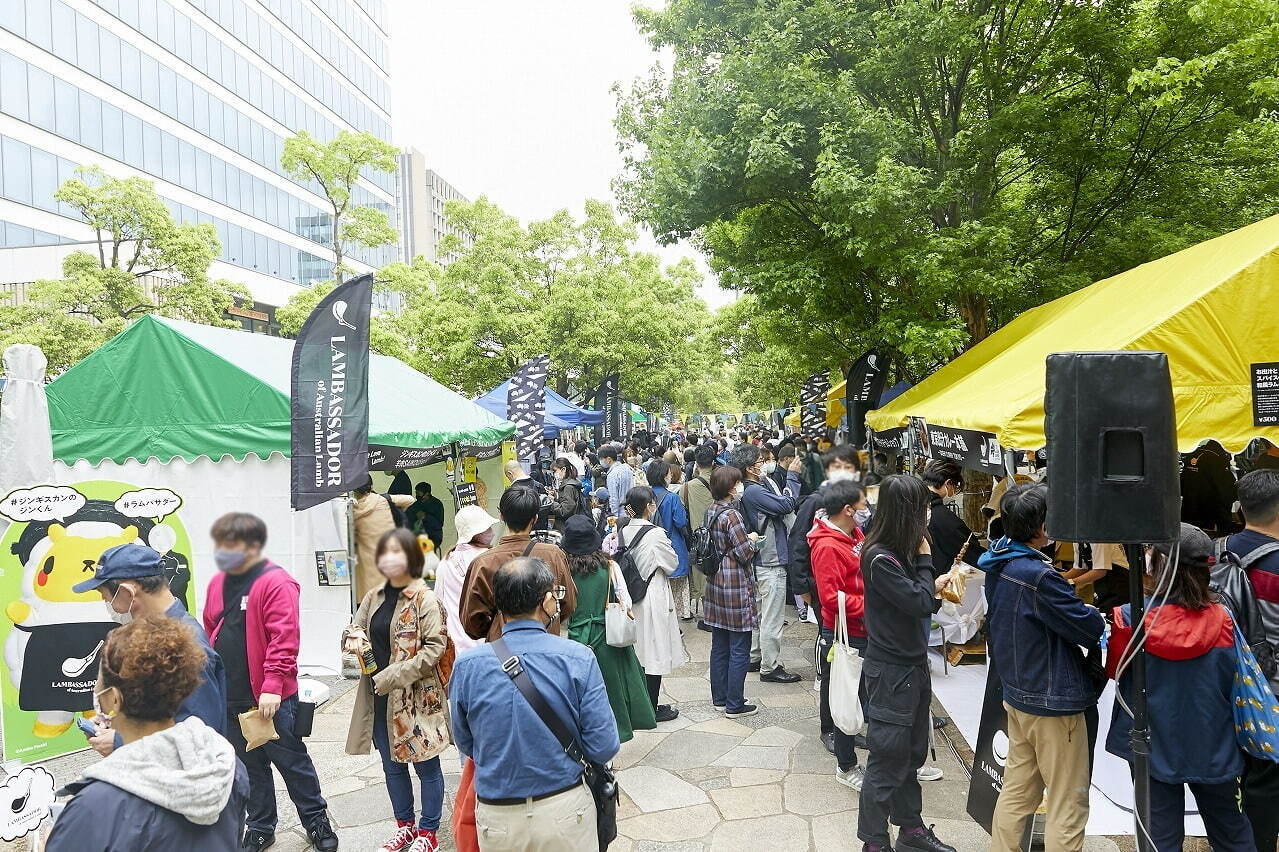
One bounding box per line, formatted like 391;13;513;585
373;696;444;831
710;627;752;713
225;695;328;834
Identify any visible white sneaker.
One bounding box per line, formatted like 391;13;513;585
917;765;944;781
835;764;866;791
378;825;418;852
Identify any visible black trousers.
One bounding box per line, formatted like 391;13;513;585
646;673;662;709
817;626;868;772
1149;774;1256;852
857;660;930;846
1244;752;1279;851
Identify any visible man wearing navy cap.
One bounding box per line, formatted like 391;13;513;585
74;543;227;756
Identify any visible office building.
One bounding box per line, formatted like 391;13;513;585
0;0;397;322
397;148;471;267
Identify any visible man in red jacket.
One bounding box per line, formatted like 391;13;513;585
205;513;338;852
807;480;870;791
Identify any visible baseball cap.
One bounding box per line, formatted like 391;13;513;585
592;487;609;503
72;543;164;593
1154;523;1214;569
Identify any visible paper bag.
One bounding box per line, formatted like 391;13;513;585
238;708;279;751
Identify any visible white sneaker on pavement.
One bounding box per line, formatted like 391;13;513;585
835;765;866;791
917;765;944;781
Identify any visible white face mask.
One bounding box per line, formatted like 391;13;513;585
827;469;857;484
854;508;872;526
761;461;777;475
104;584;134;625
733;483;745;499
378;551;409;581
554;470;565;482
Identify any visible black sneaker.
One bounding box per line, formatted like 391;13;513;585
821;731;836;754
654;704;680;723
242;830;275;852
724;703;758;718
306;817;339;851
747;660;761;673
760;666;801;684
896;824;955;852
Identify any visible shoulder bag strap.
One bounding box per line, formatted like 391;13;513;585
490;638;585;764
835;589;848;648
522;540;538;558
1240;542;1279;569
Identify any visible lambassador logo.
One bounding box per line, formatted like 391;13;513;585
331;300;357;331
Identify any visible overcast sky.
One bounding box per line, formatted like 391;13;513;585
387;1;732;308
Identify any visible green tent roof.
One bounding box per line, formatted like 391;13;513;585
47;315;515;467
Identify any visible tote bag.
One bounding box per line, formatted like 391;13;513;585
831;590;865;736
1232;623;1279;761
605;562;637;648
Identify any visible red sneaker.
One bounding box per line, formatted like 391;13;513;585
408;831;439;852
378;824;417;852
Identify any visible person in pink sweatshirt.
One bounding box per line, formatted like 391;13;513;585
204;512;338;852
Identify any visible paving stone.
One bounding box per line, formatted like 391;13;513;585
653;712;696;733
758;692;817;709
709;784;784;820
711;745;790;770
676;765;730;783
618;790;642;821
783;771;857;816
615;730;669;770
634;841;706;852
661;676;712;702
618;802;719;842
325;781;396;828
678;705;722;723
708;813;810;852
617;765;711;813
644;731;741;771
811;810;859;849
738;725;804;749
687;717;753;737
698;777;731;791
728;767;786;787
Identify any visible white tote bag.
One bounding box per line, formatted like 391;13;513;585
605;565;637;648
830;590;865;735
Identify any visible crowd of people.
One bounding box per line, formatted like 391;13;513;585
36;421;1279;852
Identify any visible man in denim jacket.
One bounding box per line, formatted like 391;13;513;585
978;484;1105;852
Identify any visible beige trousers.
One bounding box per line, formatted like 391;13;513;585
476;783;596;852
991;704;1090;852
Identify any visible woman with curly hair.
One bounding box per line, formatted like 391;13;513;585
46;617;248;851
560;514;657;742
343;528;451;852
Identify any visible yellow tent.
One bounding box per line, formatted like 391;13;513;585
866;214;1279;453
826;380;847;428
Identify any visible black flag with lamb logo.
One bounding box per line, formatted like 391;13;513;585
508;354;551;461
846;351;888;447
290;273;373;511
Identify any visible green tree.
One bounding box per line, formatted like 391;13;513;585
0;167;245;372
616;0;1279;384
280;130;398;283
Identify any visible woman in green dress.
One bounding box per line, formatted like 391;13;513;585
560;515;657;742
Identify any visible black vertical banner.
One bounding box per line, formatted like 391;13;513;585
508;354;550;461
290;273;374;511
800;372;829;438
591;374;620;443
846;351;888;448
966;658;1033;849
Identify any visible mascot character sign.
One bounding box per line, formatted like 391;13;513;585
0;481;193;762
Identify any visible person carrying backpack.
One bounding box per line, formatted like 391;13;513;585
606;486;684;722
547;458;588;532
648;461;692;621
1223;468;1279;851
684;444;718;630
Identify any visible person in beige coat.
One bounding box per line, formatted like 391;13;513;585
342;528;452;852
354;478;417;603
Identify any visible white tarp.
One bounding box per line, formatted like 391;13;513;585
0;346;53;498
54;453;351;675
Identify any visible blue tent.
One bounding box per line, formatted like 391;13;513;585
879;381;911;407
474;381;604;439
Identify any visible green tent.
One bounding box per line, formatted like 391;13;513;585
47;315;514;468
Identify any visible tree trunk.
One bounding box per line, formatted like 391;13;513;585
556;374;570;397
958;291;989;346
332;209;344;285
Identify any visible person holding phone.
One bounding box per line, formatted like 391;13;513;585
343;529;451;852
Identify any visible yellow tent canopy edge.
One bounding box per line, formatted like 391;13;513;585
865;213;1279;454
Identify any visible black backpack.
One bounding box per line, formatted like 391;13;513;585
615;524;657;603
1212;537;1279;681
384;495;409;529
689;506;732;578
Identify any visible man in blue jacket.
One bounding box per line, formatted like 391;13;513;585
74;543;227;756
730;444;804;683
978;484;1104;852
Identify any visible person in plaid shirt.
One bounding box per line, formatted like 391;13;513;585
703;466;763;717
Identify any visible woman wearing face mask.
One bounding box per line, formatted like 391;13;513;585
648;460;693;621
607;485;685;722
547;457;587;532
46;617;248;851
922;459;984;579
704;466;764;718
342;529;452;852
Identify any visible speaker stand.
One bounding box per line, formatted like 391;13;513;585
1123;543;1154;852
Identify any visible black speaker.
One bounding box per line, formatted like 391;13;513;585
1044;352;1180;544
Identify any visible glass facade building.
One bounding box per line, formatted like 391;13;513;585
0;0;395;297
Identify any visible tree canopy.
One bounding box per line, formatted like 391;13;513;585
0;167;245;373
616;0;1279;385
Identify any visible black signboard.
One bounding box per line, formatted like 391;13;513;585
453;481;478;508
290;274;373;511
16;622;116;712
591;374;621;443
1253;362;1279;427
966;659;1032;849
874;422;1004;476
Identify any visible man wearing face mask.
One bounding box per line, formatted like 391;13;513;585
73;543;226;757
204;512;338;852
450;557;619;849
787;445;864;628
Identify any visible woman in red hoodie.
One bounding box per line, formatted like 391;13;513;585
807;480;870;790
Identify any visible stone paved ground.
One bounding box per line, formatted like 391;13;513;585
7;614;1145;850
